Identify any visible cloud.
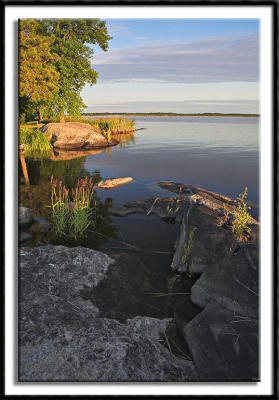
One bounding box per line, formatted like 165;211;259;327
92;36;259;84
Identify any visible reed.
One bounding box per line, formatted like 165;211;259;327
50;175;97;238
84;117;135;134
19;127;52;157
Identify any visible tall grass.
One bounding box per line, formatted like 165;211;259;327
50;176;98;238
84;117;135;134
19;127;52;157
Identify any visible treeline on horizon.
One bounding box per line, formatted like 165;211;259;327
82;112;260;117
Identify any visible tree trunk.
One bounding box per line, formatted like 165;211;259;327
20;153;30;185
38;110;43;122
59;113;65;123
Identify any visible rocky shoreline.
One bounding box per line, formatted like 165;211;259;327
19;182;259;381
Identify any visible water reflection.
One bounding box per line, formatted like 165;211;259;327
19;156;120;249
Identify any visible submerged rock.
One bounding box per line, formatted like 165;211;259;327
98;177;133;190
19;206;33;230
19;245;196;382
40;122;119;150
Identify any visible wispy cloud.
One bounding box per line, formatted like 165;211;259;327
92;36;259;84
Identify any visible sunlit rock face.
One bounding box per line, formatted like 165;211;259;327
40;122;119;150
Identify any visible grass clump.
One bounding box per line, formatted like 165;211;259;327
85;117;135;134
19;127;52;157
50;175;97;238
232;187;251;243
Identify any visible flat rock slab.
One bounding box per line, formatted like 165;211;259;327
98;177;133;190
19;245;196;382
184;300;259;381
40;122;119;150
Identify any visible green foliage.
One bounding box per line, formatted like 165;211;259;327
19;127;52;157
232;187;251;242
50;176;98;238
19;19;60;103
19;18;112;121
181;227;197;276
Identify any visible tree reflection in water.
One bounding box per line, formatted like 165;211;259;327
19;156;119;249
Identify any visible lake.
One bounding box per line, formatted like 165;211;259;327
84;116;259;207
20;116;259;323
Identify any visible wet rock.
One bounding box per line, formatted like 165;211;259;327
98;177;133;190
19;206;33;230
183;300;259;381
19;232;32;244
40;122;119;150
19;245;197;382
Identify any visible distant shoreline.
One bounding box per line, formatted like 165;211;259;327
82;112;260;118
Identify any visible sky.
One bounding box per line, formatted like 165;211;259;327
82;19;260;114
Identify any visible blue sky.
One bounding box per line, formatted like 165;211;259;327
82;19;260;113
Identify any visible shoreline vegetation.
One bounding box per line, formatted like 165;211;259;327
82;112;260;118
19;116;135;157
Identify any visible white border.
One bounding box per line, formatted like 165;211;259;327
5;5;273;396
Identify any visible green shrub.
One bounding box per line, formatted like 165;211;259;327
232;187;251;242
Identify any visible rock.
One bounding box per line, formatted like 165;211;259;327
98;177;133;190
19;232;32;244
190;245;259;318
183;300;259;381
40;122;119;150
171;205;237;274
19;245;197;381
157;181;258;225
19;206;33;230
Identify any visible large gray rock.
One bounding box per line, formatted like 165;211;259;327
183;300;259;381
19;245;197;382
19;206;33;230
190;244;259;318
40;122;119;150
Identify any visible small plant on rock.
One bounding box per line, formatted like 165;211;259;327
231;187;251;243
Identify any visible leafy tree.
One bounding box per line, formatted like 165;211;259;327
42;19;112;122
19;19;60;121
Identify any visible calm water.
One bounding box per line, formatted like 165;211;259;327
20;116;259;324
85;116;259;208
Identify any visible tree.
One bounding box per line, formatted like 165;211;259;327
42;19;112;122
19;19;60;121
